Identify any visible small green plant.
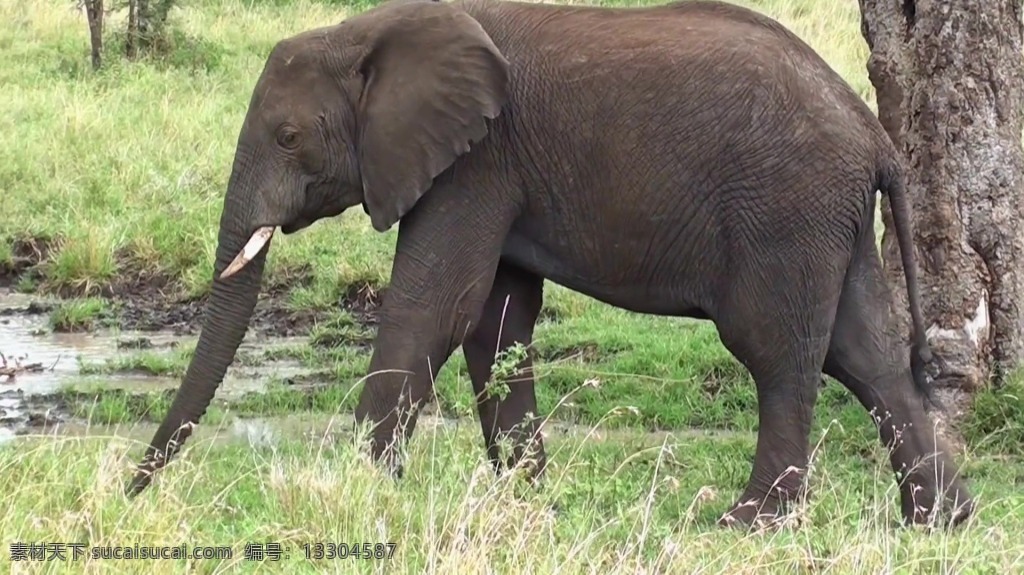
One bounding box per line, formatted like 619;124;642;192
62;386;228;425
485;342;529;401
48;298;112;332
309;312;373;349
78;345;195;377
14;275;37;294
0;242;12;269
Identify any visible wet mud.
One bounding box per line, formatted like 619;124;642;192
106;278;383;338
0;286;346;442
0;234;396;443
0;240;392;446
0;237;383;337
0;407;463;450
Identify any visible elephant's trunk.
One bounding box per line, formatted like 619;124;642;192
127;177;271;496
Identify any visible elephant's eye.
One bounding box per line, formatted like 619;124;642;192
277;129;301;150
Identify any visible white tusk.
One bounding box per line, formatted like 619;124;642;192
219;226;275;280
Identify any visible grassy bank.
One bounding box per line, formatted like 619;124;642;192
3;0;1024;573
2;423;1024;573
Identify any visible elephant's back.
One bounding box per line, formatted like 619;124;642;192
465;0;836;66
464;0;888;232
465;0;878;135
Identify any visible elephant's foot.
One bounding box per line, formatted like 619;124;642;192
506;441;548;486
501;455;543;484
718;470;809;531
897;466;974;529
359;425;409;481
487;425;548;485
717;492;805;531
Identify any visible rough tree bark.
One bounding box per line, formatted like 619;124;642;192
859;1;1024;395
83;0;103;70
126;0;138;59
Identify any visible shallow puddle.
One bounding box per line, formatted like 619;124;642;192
0;289;325;440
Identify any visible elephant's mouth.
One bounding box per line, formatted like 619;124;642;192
220;217;317;279
281;218;311;235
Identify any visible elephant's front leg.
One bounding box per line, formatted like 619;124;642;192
463;261;546;481
353;186;516;475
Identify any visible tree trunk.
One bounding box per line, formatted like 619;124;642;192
859;0;1024;393
84;0;103;70
126;0;138;59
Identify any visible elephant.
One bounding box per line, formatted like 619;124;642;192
126;0;974;528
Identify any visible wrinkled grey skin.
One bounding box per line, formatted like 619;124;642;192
126;0;974;529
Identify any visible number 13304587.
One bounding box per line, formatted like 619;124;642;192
302;542;397;560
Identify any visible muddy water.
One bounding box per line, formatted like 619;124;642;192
0;289;322;442
0;290;747;449
27;412;461;449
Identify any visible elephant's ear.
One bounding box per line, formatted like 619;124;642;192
356;1;510;232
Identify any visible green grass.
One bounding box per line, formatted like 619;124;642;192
58;307;879;440
308;311;374;349
51;329;1024;460
59;385;232;426
1;423;1023;573
2;0;1023;572
78;342;197;377
48;297;113;332
0;243;12;268
0;0;393;300
962;383;1024;456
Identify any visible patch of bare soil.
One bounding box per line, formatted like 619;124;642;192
0;302;55;317
0;237;55;288
1;237;385;338
274;371;337;389
111;280;385;337
113;283;384;337
533;340;628;364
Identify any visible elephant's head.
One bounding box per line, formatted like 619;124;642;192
126;0;509;495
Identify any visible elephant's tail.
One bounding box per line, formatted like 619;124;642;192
878;160;940;410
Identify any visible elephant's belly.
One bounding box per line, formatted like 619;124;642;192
499;232;708;318
499;232;576;284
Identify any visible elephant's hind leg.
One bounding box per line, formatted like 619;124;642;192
463;261;547;481
713;254;843;529
823;234;974;527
